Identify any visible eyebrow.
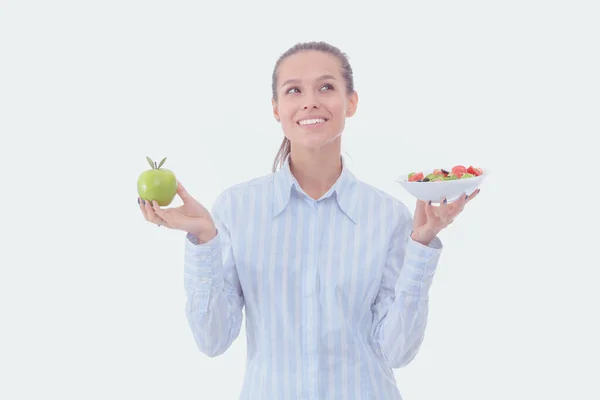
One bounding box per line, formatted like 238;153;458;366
280;74;337;88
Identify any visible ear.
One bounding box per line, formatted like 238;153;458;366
346;90;358;118
272;98;280;122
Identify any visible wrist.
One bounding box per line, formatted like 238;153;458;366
411;226;439;246
192;227;217;244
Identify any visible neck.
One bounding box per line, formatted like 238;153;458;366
288;140;343;200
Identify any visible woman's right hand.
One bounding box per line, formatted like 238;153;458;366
138;181;217;243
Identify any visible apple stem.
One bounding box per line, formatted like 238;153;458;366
154;161;157;169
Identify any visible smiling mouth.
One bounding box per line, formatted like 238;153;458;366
297;118;328;126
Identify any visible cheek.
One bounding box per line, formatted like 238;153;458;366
328;106;347;125
277;102;295;122
325;98;347;118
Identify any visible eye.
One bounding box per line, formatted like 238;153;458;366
285;87;300;94
320;83;334;91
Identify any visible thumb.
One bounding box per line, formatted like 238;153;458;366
177;181;193;202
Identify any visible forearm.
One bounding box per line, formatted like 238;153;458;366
372;236;442;368
184;232;243;357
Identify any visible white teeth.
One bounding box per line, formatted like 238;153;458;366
298;118;326;125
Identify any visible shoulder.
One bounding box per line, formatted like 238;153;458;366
221;172;274;199
211;172;275;214
353;178;413;222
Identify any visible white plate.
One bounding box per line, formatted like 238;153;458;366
395;168;489;203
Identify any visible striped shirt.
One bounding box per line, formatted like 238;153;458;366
183;156;443;399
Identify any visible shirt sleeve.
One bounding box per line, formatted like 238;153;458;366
183;190;244;357
370;204;443;368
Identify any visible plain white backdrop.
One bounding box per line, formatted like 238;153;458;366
1;0;598;399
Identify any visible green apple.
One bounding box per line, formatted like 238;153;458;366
137;156;177;206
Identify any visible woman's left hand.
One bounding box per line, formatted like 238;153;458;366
410;189;480;245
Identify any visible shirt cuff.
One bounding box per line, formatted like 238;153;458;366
395;235;443;297
184;231;222;279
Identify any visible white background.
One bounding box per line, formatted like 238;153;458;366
1;1;598;399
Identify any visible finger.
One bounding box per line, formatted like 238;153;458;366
434;196;448;218
450;192;468;211
425;201;437;221
152;201;173;228
414;200;428;227
447;193;467;219
466;188;481;203
139;197;149;220
144;198;162;224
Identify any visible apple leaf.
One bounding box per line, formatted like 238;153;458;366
146;157;155;169
158;157;167;169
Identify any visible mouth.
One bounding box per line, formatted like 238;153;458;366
296;117;329;127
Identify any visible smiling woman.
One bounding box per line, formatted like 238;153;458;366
270;42;357;174
139;40;480;400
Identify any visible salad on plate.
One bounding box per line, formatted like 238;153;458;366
407;165;483;182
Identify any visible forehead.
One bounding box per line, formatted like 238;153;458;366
277;50;342;83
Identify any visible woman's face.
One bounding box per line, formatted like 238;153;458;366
272;50;358;151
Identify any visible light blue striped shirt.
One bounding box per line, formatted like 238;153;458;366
183;156;443;399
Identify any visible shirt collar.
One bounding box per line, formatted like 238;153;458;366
272;154;360;224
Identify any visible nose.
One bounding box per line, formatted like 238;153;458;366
302;94;320;110
302;102;320;110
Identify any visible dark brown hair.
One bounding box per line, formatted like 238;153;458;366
271;41;355;172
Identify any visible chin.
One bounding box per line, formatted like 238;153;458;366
292;131;341;150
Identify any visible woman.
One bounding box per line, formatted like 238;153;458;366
139;41;479;400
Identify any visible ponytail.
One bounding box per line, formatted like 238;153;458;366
272;137;291;172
